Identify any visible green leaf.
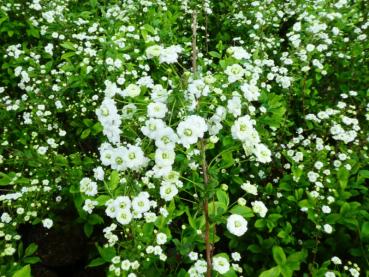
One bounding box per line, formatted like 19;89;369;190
84;223;94;237
273;246;286;265
143;24;156;34
108;170;120;191
255;219;266;229
96;195;110;206
89;0;98;8
220;151;234;168
209;51;222;58
97;245;116;262
91;122;103;134
60;41;76;51
287;250;307;263
12;265;31;277
337;167;349;190
61;51;76;60
81;129;91;139
208;201;227;217
216;190;229;207
88;214;104;225
0;172;11;186
361;222;369;242
23;256;41;264
24;243;38;257
88;257;106;267
185;207;197;229
259;266;280;277
248;244;262;253
18;241;23;259
229;205;254;218
83;119;94;127
357;170;369;185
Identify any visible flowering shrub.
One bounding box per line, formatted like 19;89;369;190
1;0;369;277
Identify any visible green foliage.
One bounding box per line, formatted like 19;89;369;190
0;0;369;276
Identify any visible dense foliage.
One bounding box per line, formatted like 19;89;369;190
1;0;369;276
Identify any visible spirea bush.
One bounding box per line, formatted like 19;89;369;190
1;0;369;276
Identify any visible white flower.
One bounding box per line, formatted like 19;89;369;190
224;64;245;83
325;272;335;277
122;84;141;98
96;98;119;125
116;209;132;225
241;182;258;195
111;146;128;171
80;177;98;196
251;201;268;217
188;251;199;261
114;196;131;211
121;259;131;271
159;45;182;64
144;212;157;223
83;199;98;214
240;83;260;102
147;102;168;118
105;200;119;218
151;84;169;103
154;127;178;149
227;214;248;236
322;205;331;214
227;95;242;117
160;182;178;201
99;143;114;166
42;218;53;229
155;148;176;167
44;43;54;55
177;115;208;148
187;79;210;98
213;256;230;274
122;145;149;171
227;47;250;60
1;213;11;224
323;224;333;234
121;103;137;119
156;232;167;245
231;115;255;141
93;166;105;181
253;143;272;163
146;45;163;58
104;80;122;98
141;118;166;139
152;165;173;178
349;268;359;277
331;256;342;265
132;193;151;214
96;98;121;144
194;260;207;274
231;252;241;262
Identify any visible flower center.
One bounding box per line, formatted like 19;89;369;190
102;107;109;116
116;157;123;164
184;128;192;136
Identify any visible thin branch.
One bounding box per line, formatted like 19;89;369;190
192;11;197;75
191;10;212;276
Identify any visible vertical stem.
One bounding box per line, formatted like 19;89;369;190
192;11;197;75
204;4;209;54
201;139;212;277
191;10;212;277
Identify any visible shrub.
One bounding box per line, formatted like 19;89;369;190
0;0;369;276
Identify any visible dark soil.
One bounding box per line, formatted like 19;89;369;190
19;212;106;277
